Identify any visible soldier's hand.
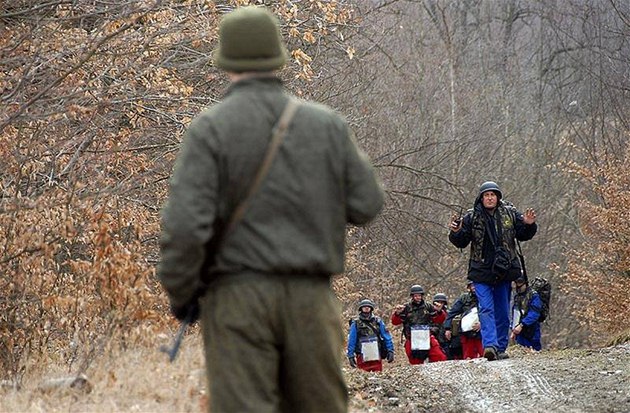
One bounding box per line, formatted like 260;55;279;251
445;330;452;341
449;214;463;232
171;301;200;324
394;304;405;314
386;351;394;363
523;208;537;224
348;356;357;368
472;321;481;332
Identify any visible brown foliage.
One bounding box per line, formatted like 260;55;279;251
0;0;357;380
559;144;630;345
0;188;161;378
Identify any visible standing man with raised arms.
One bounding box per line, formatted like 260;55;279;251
448;181;537;360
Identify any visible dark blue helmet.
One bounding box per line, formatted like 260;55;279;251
410;285;424;295
357;299;375;311
478;181;502;201
433;293;448;304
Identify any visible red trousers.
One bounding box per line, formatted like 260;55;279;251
404;335;447;364
460;335;484;359
356;355;383;372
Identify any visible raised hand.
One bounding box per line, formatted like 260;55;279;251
449;213;463;232
523;208;537;225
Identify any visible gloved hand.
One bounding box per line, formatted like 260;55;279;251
386;351;394;363
171;300;200;324
348;356;357;368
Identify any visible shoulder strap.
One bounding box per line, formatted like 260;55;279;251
521;289;534;316
364;318;383;339
223;97;301;237
516;239;528;280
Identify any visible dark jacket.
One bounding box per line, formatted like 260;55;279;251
158;77;384;308
391;300;439;339
444;291;479;338
449;199;537;284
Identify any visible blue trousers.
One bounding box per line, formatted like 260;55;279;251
474;281;511;352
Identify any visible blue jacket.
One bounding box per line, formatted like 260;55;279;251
347;316;394;358
512;289;543;350
513;290;543;328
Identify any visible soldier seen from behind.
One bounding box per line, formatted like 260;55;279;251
444;280;483;359
347;299;395;372
448;181;537;361
157;6;384;413
392;285;447;364
511;276;543;351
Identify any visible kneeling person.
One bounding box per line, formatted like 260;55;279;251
511;276;543;351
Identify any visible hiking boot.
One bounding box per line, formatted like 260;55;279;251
498;352;510;360
484;346;498;361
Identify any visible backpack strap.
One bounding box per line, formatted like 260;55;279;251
516;239;527;281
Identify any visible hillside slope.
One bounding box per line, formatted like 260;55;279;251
1;338;628;412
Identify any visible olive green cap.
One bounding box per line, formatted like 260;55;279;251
214;6;288;72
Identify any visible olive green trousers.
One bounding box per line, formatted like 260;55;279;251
200;273;348;413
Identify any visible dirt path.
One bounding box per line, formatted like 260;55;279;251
347;344;630;413
2;340;628;412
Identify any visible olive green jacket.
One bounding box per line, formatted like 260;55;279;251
158;77;384;308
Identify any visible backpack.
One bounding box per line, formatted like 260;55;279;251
530;276;551;322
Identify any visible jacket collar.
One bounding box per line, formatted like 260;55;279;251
224;75;283;96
